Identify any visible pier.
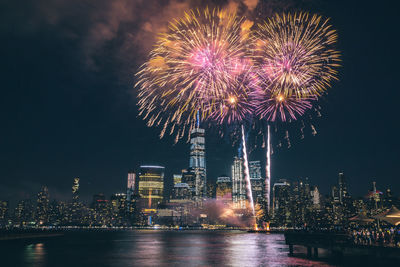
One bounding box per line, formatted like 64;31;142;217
284;231;400;261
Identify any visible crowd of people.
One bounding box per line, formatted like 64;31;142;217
350;227;400;247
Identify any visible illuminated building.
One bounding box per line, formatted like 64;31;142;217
173;174;182;185
182;168;196;199
72;178;79;201
70;178;82;224
14;200;35;226
0;200;8;226
249;161;262;180
189;128;206;199
216;176;232;205
272;179;291;225
249;161;264;206
111;193;127;226
232;157;246;209
331;185;340;203
138;165;165;211
311;186;321;209
36;186;50;225
172;183;191;200
338;172;349;203
126;172;136;216
91;193;111;226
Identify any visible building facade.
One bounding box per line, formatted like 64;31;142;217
189;128;206;199
138;165;165;211
232;157;246;209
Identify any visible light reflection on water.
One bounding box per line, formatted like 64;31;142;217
4;231;334;267
24;243;46;267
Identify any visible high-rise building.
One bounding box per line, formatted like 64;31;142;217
331;185;340;203
311;186;321;209
338;172;349;203
182;169;196;199
70;178;82;224
72;178;79;202
138;165;165;211
126;172;136;217
249;161;264;206
272;179;291;225
127;172;136;201
91;193;111;226
36;186;50;225
173;174;182;185
171;183;191;200
0;200;8;227
249;161;262;180
216;176;232;205
232;157;246;209
189;128;206;199
111;193;127;226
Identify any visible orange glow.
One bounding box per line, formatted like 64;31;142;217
266;221;270;231
276;94;285;102
228;96;237;104
148;189;152;208
254;223;258;231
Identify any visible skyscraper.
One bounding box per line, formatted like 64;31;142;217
72;178;79;202
182;169;196;199
189;128;206;199
232;157;246;209
272;179;291;225
70;178;82;224
249;161;264;206
249;161;262;180
216;176;232;205
126;172;136;217
138;165;165;211
338;172;349;203
127;172;136;201
36;186;49;225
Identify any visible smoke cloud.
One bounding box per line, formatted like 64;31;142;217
2;0;317;77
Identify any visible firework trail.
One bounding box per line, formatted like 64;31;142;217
253;12;340;98
241;125;255;217
265;124;271;214
136;8;253;142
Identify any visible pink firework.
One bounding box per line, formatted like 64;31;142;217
254;89;315;122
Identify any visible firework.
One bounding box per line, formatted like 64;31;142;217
207;66;257;125
136;8;253;141
254;89;316;122
253;12;340;98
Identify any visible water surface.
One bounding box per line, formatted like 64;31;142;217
3;230;335;267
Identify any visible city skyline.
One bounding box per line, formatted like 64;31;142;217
1;1;398;209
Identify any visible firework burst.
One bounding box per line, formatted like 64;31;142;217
254;89;316;122
253;12;340;98
136;8;253;142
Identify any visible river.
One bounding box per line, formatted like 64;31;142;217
2;230;339;266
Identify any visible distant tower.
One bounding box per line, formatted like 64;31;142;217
189;128;206;199
338;172;348;203
232;157;246;209
127;172;136;201
126;172;136;215
36;186;49;225
72;178;80;202
311;186;321;209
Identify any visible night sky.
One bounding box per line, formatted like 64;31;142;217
1;0;398;204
